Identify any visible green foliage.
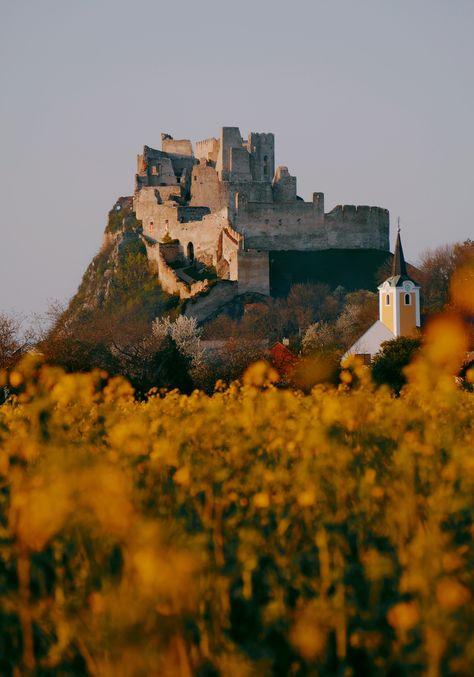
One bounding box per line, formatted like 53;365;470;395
371;336;422;393
105;200;142;234
161;233;179;244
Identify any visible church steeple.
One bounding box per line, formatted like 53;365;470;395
344;221;422;362
378;222;421;337
392;226;408;277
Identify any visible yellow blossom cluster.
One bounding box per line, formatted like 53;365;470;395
0;317;473;675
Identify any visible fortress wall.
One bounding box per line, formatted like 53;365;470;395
168;155;198;181
272;167;297;202
224;182;274;218
134;187;160;222
153;185;181;202
325;205;390;250
216;127;244;180
230;147;252;180
177;206;211;223
161;138;193;157
147;157;177;185
248;132;275;182
232;198;389;252
166;211;228;267
190;163;228;212
135;192;182;240
237;250;270;295
233;196;326;250
221;226;241;280
136;185;227;265
143;239;209;298
195;137;219;163
158;242;183;264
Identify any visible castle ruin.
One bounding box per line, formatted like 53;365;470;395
133;127;390;316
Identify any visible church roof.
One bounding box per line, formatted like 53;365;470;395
383;230;418;287
343;320;395;360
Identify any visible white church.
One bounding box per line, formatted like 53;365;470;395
344;230;421;362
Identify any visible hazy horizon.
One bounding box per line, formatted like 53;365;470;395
1;0;473;316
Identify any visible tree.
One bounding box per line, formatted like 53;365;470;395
336;291;378;349
152;315;204;382
301;321;338;355
38;302;194;395
0;312;32;371
418;239;474;314
371;336;422;394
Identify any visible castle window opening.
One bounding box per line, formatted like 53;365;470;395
187;242;194;262
404;293;411;305
386;294;390;305
263;155;269;177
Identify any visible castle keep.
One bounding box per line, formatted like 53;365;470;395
133;127;390;312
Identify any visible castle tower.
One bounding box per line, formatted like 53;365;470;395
378;229;420;337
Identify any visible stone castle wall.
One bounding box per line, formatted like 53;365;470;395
142;238;210;299
133;127;391;300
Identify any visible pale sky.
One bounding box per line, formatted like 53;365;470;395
1;0;473;315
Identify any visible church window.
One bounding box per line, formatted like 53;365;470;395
404;293;411;305
263;155;269;177
386;294;390;305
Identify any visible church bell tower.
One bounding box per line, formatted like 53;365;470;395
378;228;420;337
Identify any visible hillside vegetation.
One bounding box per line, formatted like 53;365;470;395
67;197;179;320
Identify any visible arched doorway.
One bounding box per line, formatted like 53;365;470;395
187;242;194;262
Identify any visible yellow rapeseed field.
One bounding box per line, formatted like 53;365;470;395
0;315;473;676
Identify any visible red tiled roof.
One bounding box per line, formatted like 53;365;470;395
270;342;299;378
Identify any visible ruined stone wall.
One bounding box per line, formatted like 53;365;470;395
233;192;325;250
134;129;390;303
230;147;252;181
142;145;197;183
248;132;275;182
216;127;244;180
325;205;389;250
195;137;219;164
232;193;389;252
221;225;241;280
237;250;270;295
167;211;227;267
272;166;297;202
142;239;209;298
190;162;228;212
161;136;193;157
